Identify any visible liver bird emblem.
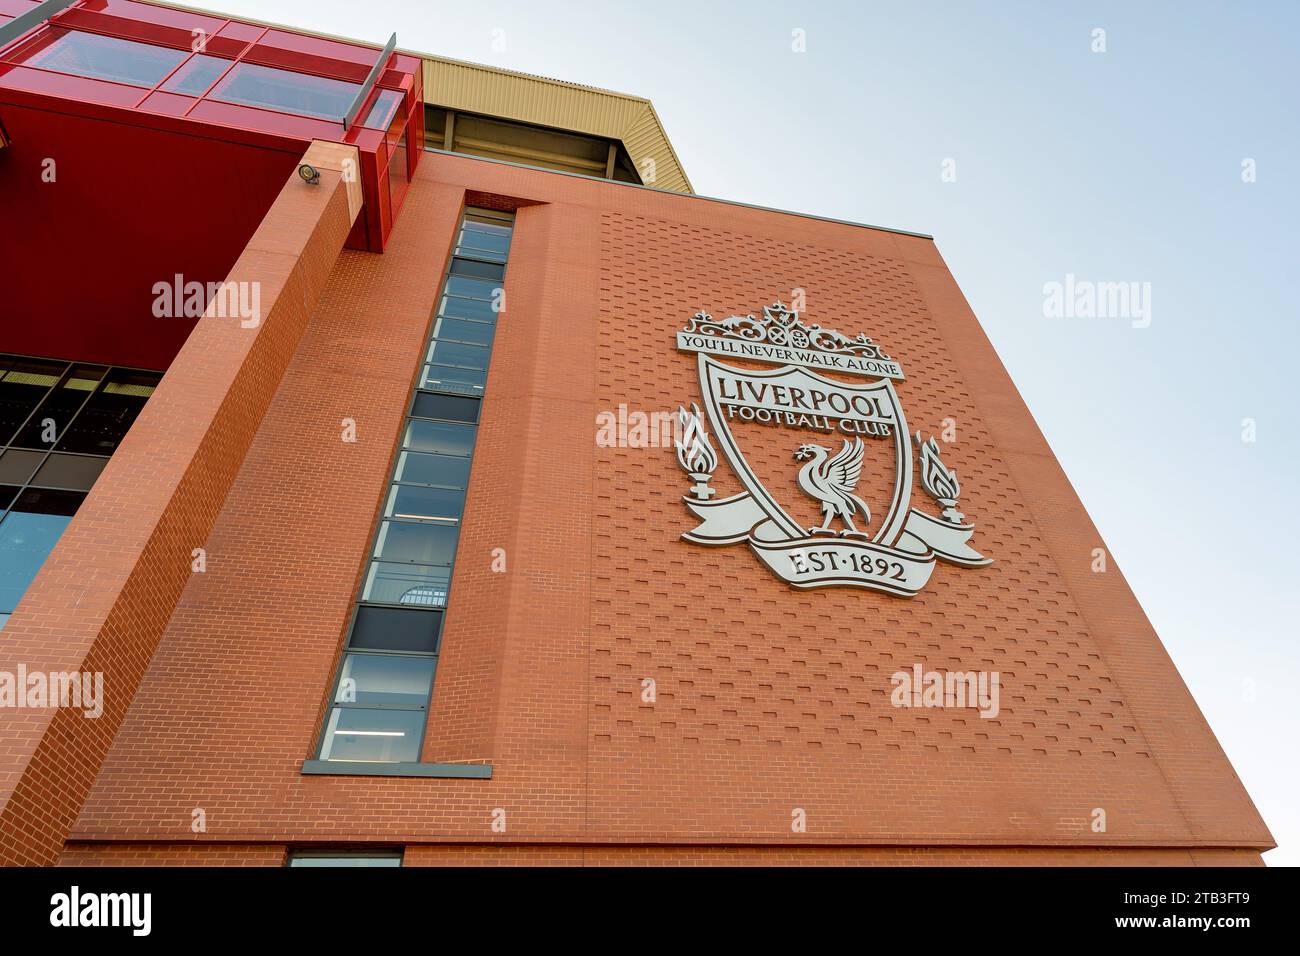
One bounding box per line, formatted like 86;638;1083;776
794;438;871;535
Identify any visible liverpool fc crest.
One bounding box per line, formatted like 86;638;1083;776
672;300;991;598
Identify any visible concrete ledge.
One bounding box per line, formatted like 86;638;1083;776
301;761;493;779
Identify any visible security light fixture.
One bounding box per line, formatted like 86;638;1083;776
298;163;321;185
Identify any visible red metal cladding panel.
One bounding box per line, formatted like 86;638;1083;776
215;21;262;43
52;4;227;51
137;88;193;116
186;97;345;141
0;100;303;368
0;3;422;373
62;0;226;33
0;62;144;105
1;5;419;251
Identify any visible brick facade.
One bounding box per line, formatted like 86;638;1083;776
4;151;1271;864
0;142;360;865
57;843;1262;867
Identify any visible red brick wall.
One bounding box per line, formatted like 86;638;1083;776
48;153;1269;864
403;845;1265;867
0;149;357;865
56;842;1261;867
59;843;287;867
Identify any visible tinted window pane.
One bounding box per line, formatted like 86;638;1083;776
0;487;18;510
373;520;458;566
426;340;489;369
0;449;44;486
336;653;435;708
0;358;64;445
464;213;513;231
444;275;500;300
461;226;511;244
457;223;511;260
210;61;361;120
449;257;505;281
439;295;498;323
12;366;104;450
55;369;158;455
393;451;470;489
411;392;479;423
319;707;424;762
31;453;108;491
455;240;508;263
362;88;402;130
349;605;441;653
25;31;188;87
0;507;76;614
402;420;475;457
420;366;486;395
161;53;229;95
431;316;493;346
386;484;463;523
288;853;403;867
389;128;409;190
361;562;449;606
10;486;85;518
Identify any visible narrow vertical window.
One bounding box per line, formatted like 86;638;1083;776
315;207;513;765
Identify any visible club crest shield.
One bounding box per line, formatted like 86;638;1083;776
673;300;991;598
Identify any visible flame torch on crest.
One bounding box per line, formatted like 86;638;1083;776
675;404;718;500
915;431;964;524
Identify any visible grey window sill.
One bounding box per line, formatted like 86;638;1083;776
302;760;492;779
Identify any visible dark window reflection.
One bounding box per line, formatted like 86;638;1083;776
0;353;163;629
12;365;105;450
411;392;480;424
0;358;64;446
373;520;458;567
56;369;159;455
210;62;361;121
448;257;504;281
0;450;44;486
348;606;441;653
32;453;109;491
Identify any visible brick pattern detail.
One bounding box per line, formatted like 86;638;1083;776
59;843;287;867
56;841;1262;867
402;845;1264;867
42;153;1267;864
0;148;358;865
592;220;1134;762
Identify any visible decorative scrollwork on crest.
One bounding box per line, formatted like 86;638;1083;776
681;301;894;362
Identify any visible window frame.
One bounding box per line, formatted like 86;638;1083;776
313;208;513;766
0;354;163;627
286;848;404;867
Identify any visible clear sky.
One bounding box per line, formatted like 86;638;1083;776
216;0;1298;863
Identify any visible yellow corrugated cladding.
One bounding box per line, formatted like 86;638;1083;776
423;56;693;194
154;3;692;192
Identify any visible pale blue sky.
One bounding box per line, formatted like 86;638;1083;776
219;0;1298;862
